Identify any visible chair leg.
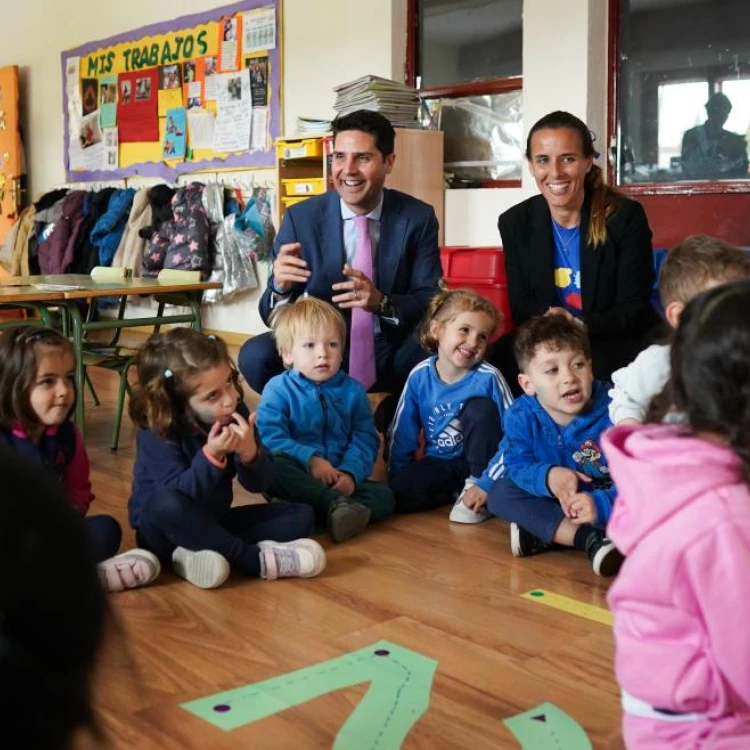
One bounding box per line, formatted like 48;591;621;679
110;361;134;451
85;370;101;406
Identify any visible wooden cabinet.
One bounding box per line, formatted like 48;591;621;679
276;129;445;243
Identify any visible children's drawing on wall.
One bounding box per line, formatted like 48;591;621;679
227;76;243;101
187;97;202;110
120;80;132;104
214;68;251;152
81;78;99;115
204;56;219;101
135;78;152;101
223;17;237;42
100;83;117;105
160;65;182;90
78;112;102;149
242;6;276;55
102;127;119;170
183;61;197;84
164;106;187;159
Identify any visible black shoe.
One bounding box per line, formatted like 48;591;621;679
373;394;398;462
584;529;624;577
327;498;372;543
510;522;554;558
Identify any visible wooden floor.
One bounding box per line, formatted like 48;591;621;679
84;360;626;750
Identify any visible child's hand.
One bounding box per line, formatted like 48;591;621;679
310;456;340;486
331;472;355;497
229;411;258;464
206;421;239;461
461;485;487;511
565;492;597;525
548;467;591;502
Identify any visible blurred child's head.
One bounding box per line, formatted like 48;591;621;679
0;327;76;437
668;280;750;460
129;329;242;435
420;288;500;372
659;235;750;328
514;315;593;426
271;297;346;383
0;450;107;749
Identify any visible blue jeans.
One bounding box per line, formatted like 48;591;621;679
135;490;315;577
389;398;503;513
85;514;122;562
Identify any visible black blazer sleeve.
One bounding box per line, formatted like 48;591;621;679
583;198;655;339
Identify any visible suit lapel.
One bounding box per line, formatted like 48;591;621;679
377;189;408;294
529;198;557;305
315;192;346;285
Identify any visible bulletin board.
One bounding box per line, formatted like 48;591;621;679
61;0;281;182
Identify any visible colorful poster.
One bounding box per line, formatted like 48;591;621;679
99;75;118;128
117;68;159;143
158;64;183;116
62;0;282;179
163;107;187;158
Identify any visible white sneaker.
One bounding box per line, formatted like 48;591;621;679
172;547;230;589
258;539;327;580
98;549;161;593
449;479;491;524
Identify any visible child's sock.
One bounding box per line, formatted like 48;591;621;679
258;539;326;580
97;549;161;593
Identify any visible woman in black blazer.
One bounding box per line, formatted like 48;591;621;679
494;111;659;384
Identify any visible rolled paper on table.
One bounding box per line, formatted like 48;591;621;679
91;266;132;282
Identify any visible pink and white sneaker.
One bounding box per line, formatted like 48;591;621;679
258;539;327;580
98;549;161;593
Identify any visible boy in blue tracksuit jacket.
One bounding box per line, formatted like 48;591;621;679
256;297;395;543
486;315;623;577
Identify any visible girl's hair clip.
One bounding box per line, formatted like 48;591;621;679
207;334;216;341
164;368;174;379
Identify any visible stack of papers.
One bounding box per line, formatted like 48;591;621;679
296;116;331;135
333;75;421;128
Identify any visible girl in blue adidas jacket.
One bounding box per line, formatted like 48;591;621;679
389;289;513;521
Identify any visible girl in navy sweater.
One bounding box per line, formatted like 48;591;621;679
389;289;514;520
0;326;160;593
128;328;325;589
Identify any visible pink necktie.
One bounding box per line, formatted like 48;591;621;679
349;215;376;390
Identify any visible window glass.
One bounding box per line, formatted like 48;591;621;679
616;0;750;184
417;0;522;89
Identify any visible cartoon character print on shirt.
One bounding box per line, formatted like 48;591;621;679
572;438;611;488
554;266;582;312
426;401;465;450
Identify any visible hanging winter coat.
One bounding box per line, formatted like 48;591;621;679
112;189;151;276
164;183;210;274
32;196;67;275
38;190;86;274
0;205;35;275
90;188;136;267
70;189;117;275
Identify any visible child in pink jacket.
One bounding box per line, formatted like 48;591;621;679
604;279;750;749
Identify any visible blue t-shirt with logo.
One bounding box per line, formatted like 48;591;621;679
552;220;582;315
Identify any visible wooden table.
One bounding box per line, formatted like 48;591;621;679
0;274;222;429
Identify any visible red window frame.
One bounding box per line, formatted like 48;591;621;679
607;0;750;197
406;0;523;188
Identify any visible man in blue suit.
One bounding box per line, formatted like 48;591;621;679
239;110;442;395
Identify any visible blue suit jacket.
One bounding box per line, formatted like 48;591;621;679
259;189;442;343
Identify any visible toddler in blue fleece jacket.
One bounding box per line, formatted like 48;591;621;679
257;297;395;543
